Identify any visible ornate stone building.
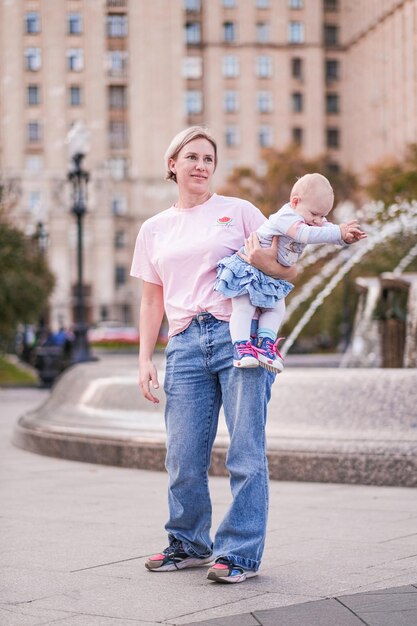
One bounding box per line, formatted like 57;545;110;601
0;0;415;328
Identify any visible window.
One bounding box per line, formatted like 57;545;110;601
256;0;269;7
28;190;41;213
185;90;203;114
256;90;272;113
328;161;340;173
109;159;128;181
325;59;339;82
292;127;303;145
27;85;40;105
224;90;239;113
292;92;303;112
121;303;132;324
184;0;201;11
107;51;128;76
324;0;339;11
27;121;41;143
324;25;339;46
289;0;303;8
291;57;303;79
25;48;41;71
259;125;273;148
68;13;83;35
223;55;239;77
26;155;43;172
107;14;128;37
109;85;127;109
25;12;40;34
109;121;128;149
326;127;340;148
223;0;236;7
223;21;236;42
115;265;127;287
289;21;304;43
111;193;128;213
114;230;127;249
69;85;82;106
100;305;109;321
326;92;339;113
67;49;84;71
256;55;272;78
185;22;201;44
225;125;239;147
256;22;269;43
182;56;202;79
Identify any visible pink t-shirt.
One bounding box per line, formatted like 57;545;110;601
130;193;266;338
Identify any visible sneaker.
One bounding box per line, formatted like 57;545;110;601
255;336;284;373
207;557;258;584
233;340;259;368
145;539;212;572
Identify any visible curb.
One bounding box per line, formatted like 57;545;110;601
13;416;417;487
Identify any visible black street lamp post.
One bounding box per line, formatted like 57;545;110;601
35;221;49;333
68;150;92;364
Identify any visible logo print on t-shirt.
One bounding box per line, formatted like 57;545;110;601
217;216;233;227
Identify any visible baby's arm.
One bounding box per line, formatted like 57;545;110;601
287;219;344;245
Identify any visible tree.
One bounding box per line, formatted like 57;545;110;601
366;144;417;205
0;179;55;350
220;144;359;216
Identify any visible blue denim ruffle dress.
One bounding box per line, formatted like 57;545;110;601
214;252;294;309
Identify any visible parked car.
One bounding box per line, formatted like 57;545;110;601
87;321;139;345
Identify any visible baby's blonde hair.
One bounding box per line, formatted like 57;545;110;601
164;126;217;183
291;173;334;206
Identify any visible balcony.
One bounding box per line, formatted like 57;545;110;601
106;0;127;9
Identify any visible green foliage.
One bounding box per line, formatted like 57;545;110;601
90;341;137;350
0;354;37;386
220;144;359;216
366;144;417;205
0;218;55;349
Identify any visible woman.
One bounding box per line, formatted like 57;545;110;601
130;126;297;584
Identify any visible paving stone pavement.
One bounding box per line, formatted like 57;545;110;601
1;387;417;626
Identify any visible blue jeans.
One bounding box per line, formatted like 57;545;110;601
163;313;275;572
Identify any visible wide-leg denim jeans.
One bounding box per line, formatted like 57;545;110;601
163;313;275;572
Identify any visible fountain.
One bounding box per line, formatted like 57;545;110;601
282;200;417;364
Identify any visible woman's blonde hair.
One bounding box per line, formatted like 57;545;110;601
164;126;218;183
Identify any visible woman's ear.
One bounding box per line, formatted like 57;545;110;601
168;158;176;174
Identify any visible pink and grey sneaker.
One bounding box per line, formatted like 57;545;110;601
233;340;259;368
207;557;258;584
255;336;285;373
145;539;212;572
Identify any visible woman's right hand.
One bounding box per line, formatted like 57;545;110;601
139;359;160;404
138;281;164;404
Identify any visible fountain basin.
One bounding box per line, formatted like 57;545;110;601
12;359;417;487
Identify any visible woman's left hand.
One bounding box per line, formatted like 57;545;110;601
238;233;297;281
240;232;277;267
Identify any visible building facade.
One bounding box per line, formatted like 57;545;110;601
0;0;416;329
